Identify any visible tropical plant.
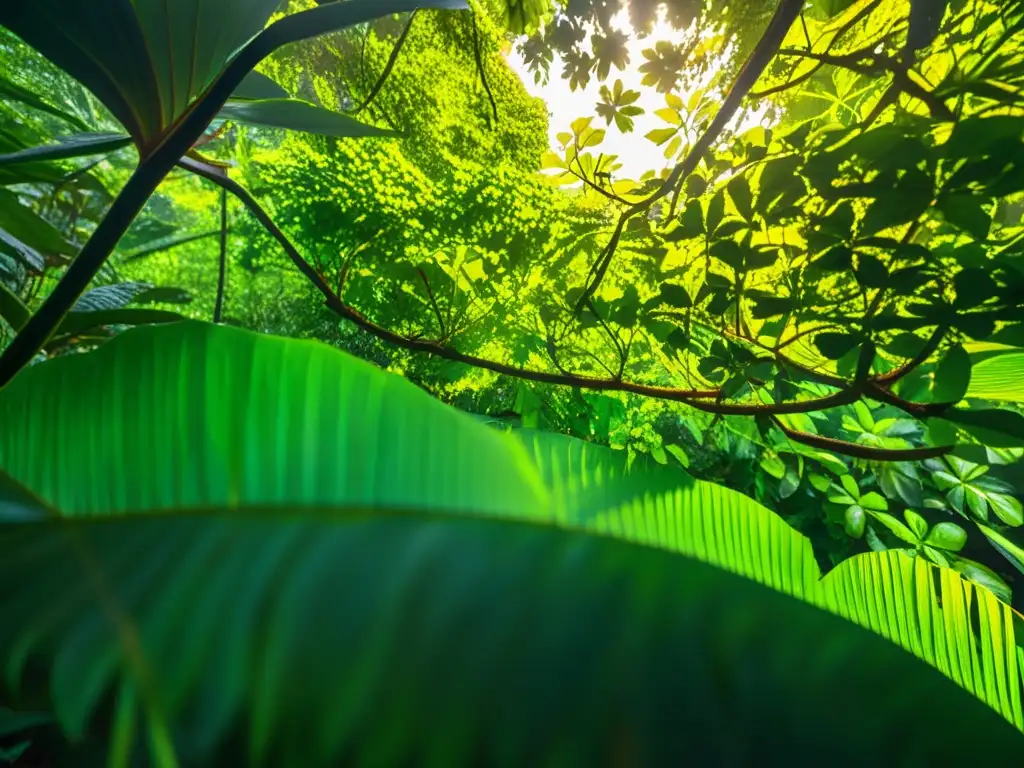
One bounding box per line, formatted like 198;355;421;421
1;321;1023;764
3;0;1024;763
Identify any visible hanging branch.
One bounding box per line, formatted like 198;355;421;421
213;187;229;324
350;10;419;114
471;9;499;125
750;0;884;99
775;48;955;120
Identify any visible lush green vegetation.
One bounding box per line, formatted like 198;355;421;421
1;0;1024;764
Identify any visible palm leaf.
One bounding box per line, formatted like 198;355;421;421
2;510;1023;765
824;549;1024;729
509;430;1024;726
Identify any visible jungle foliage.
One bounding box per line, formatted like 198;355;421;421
1;0;1024;764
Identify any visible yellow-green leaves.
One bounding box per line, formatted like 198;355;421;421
0;0;468;153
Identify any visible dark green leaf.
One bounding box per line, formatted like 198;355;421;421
855;253;889;288
939;194;992;240
710;240;746;272
0;227;45;273
54;309;187;338
815;332;859;360
0;0;463;145
659;283;692;308
931;344;971;404
231;71;289;101
728;174;754;220
812;245;854;273
218;99;399;138
2;512;1023;764
0;133;132;168
612;284;640;327
955;268;999;307
72;282;154;312
706;189;725;234
860;182;933;236
745;247;779;271
750;296;794;319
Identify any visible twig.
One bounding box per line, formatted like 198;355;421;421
185;159;902;427
213;187;228;323
471;10;498;125
417;267;447;338
776;48;955;120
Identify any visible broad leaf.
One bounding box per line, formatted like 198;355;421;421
2;323;1022;734
72;282;157;312
968;350;1024;402
513;430;820;599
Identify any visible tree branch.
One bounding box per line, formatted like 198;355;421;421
750;0;883;99
776;48;955;120
187;160;913;424
771;416;952;461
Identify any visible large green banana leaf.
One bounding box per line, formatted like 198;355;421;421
2;510;1023;766
0;321;547;518
512;430;1024;729
513;429;822;600
1;321;1022;738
